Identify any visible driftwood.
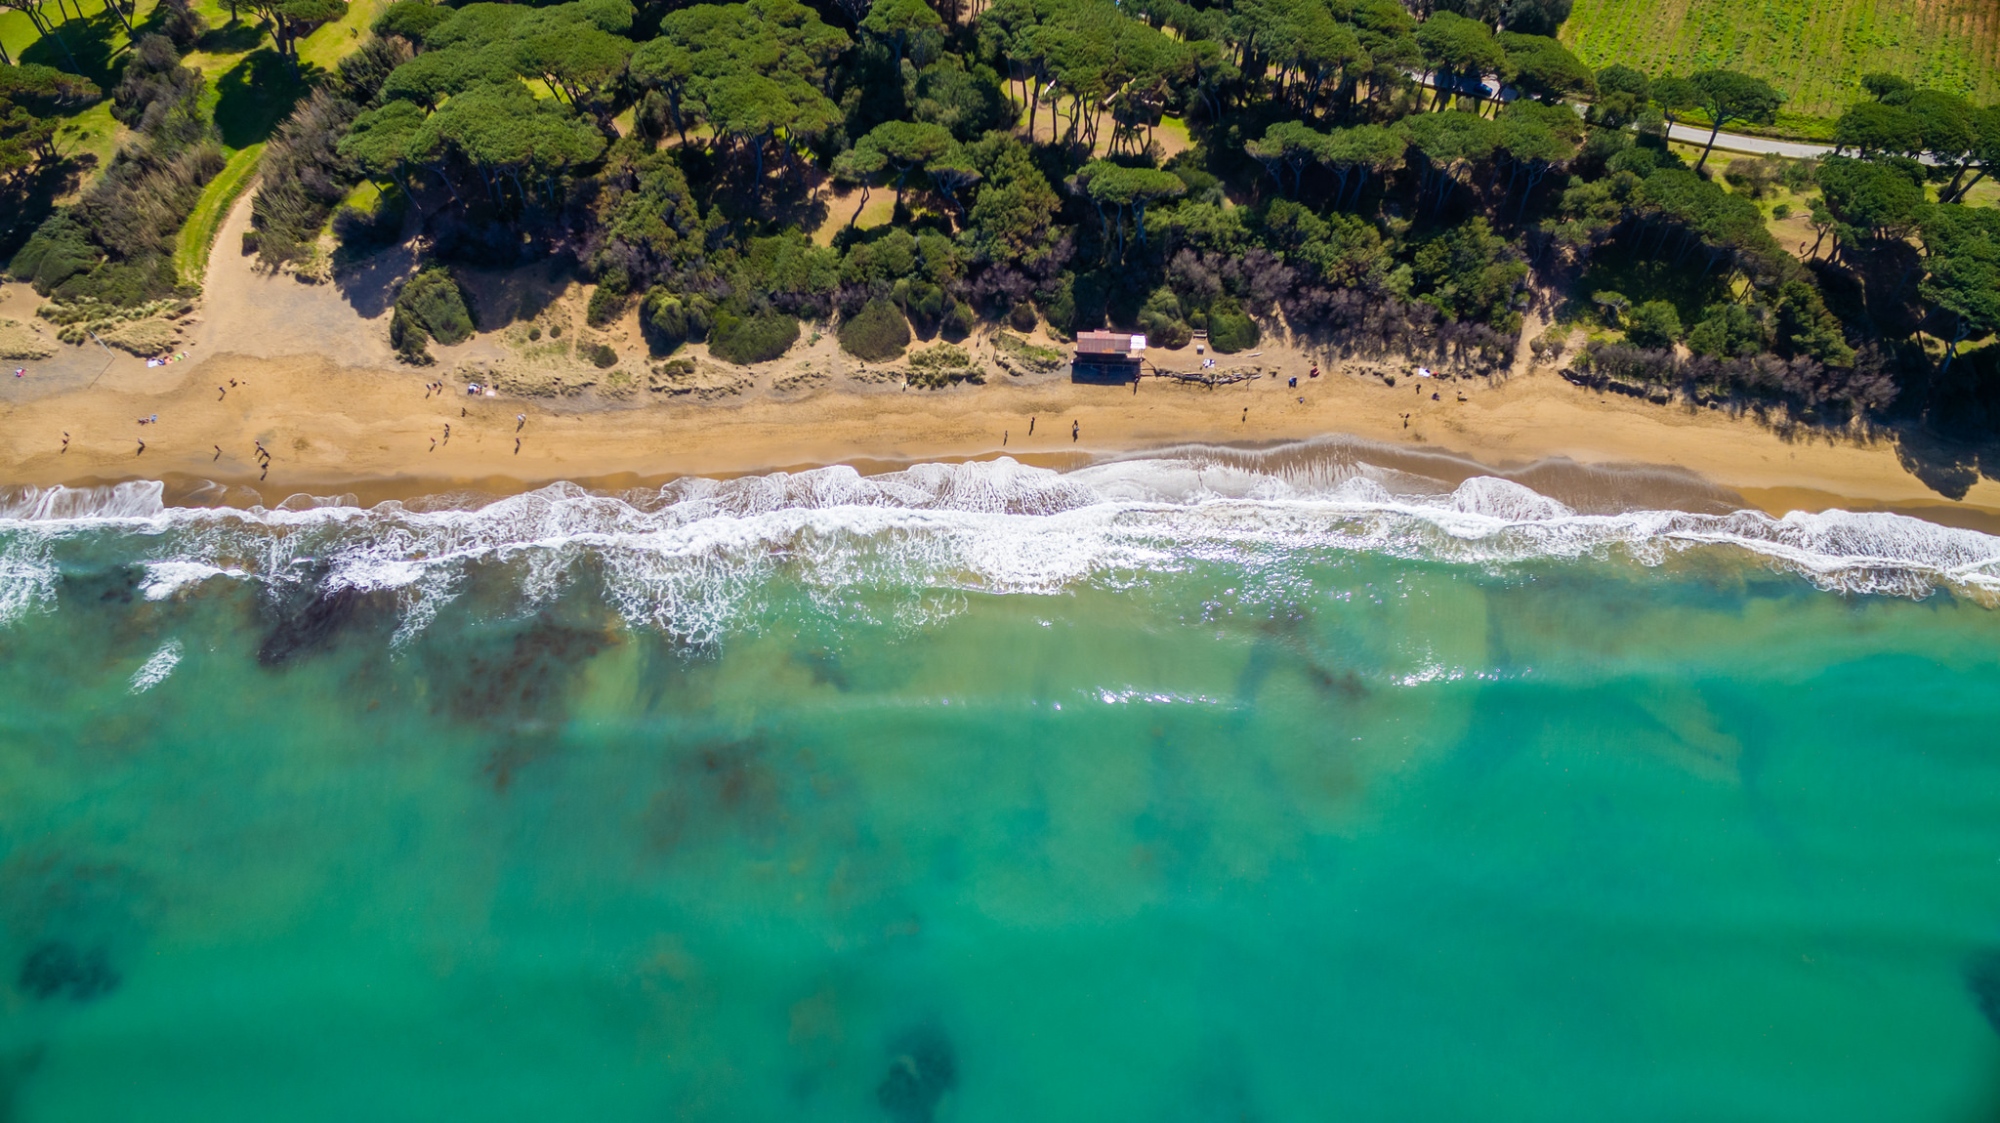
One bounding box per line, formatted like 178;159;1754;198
1146;367;1264;387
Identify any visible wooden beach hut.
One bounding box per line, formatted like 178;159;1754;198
1072;331;1147;382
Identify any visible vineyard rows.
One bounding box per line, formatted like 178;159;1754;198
1562;0;2000;120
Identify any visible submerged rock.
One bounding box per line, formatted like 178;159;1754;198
16;941;120;1003
1965;949;2000;1035
257;585;373;667
877;1023;956;1123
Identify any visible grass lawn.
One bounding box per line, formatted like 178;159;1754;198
813;189;896;245
54;101;124;183
174;140;262;285
1564;0;2000;121
6;0;378;273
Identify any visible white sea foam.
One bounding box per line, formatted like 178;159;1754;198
129;640;182;693
2;454;1997;641
141;561;244;601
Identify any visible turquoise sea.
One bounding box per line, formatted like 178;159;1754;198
4;441;2000;1121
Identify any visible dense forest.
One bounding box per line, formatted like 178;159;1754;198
5;0;2000;446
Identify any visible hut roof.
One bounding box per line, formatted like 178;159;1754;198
1075;331;1147;358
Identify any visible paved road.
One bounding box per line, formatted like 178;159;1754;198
1410;73;1836;159
1662;121;1831;159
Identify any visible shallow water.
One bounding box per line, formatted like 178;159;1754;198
4;445;2000;1121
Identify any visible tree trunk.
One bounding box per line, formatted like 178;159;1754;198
1696;118;1723;172
1943;167;1987;204
1937;319;1971;378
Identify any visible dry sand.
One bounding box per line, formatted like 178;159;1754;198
7;340;2000;526
4;189;1999;527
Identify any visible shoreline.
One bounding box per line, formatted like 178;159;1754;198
5;347;2000;533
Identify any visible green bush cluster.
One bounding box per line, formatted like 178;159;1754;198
906;342;982;388
1624;301;1683;349
1206;298;1260;353
640;286;714;354
587;274;631;327
992;332;1064;373
838;299;912;361
390;266;473;363
707;309;799;365
1137;287;1192;349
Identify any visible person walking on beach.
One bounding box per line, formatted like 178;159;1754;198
1003;430;1008;446
514;437;521;454
217;386;225;400
136;440;145;456
61;432;69;454
516;414;526;433
213;444;222;460
1028;416;1035;436
443;424;450;444
1071;419;1079;442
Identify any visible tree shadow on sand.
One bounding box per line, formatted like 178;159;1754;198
1892;428;2000;501
329;238;421;320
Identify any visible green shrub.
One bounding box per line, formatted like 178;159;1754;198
902;280;946;333
586;278;629;327
389;307;433;365
641;286;713;354
1008;301;1037;331
909;342;973;372
1036;273;1076;340
708;309;799;364
1687;302;1765;359
906;342;982;388
54;261;169;308
9;214;99;295
1624;301;1683;350
581;341;618;368
397;267;473;345
1138;286;1191;349
942;299;975;340
993;332;1063;373
839;298;911;360
1206;297;1259;353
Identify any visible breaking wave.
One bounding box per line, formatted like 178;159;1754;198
129;640;183;693
2;446;1997;640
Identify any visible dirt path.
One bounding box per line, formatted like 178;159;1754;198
189;187;414;366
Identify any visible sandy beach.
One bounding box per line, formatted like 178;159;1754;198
6;339;2000;529
5;190;1999;527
